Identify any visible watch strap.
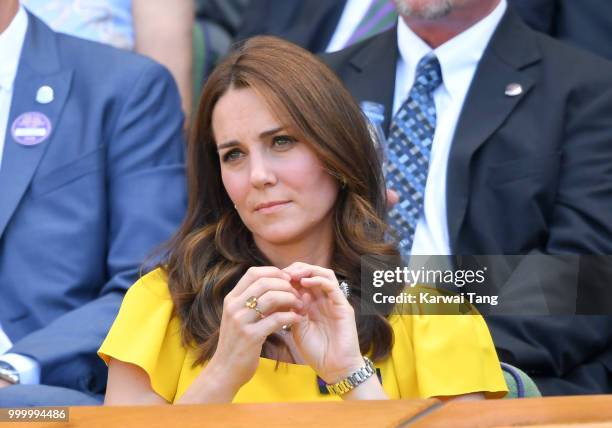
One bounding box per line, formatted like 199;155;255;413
325;356;375;395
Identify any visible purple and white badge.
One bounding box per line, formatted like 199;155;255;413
11;112;52;146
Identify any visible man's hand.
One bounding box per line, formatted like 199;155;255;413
0;379;11;388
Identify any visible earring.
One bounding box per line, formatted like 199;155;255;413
340;176;347;190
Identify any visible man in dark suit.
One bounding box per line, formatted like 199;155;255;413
238;0;612;61
0;1;186;405
324;0;612;395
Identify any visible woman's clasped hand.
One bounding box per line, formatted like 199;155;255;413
204;262;365;394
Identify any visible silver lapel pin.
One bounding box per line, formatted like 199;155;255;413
505;83;523;97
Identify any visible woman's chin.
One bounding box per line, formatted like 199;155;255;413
252;227;309;247
256;234;301;246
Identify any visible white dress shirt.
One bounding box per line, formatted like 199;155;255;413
0;5;41;385
325;0;372;52
393;0;507;256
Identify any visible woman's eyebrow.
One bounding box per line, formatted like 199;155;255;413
217;141;239;150
217;127;285;150
259;126;284;139
217;141;239;151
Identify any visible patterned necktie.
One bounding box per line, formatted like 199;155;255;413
385;54;443;257
344;0;397;48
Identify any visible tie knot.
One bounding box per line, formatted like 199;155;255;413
414;54;442;93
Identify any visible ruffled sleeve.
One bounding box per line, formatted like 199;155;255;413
390;312;508;399
98;268;186;402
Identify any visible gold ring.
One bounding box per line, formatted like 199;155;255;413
246;296;264;319
245;296;258;309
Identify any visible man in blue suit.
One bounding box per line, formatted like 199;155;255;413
0;1;186;405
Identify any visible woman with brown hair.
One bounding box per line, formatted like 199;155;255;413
99;36;506;404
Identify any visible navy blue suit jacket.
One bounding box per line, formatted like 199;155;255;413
0;13;187;394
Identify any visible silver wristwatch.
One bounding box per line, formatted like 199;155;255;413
0;361;20;385
325;356;375;395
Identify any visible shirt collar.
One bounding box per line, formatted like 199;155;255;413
397;0;507;101
0;5;28;92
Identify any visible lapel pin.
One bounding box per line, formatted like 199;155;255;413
11;112;53;146
36;85;55;104
505;83;523;97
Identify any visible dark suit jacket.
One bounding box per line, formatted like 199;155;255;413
323;8;612;395
0;13;186;395
511;0;612;60
235;0;347;52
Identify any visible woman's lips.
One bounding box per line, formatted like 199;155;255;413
254;200;291;213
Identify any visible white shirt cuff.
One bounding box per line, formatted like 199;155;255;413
0;353;41;384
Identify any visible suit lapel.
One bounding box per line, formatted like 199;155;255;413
346;27;398;133
0;13;72;238
446;8;542;251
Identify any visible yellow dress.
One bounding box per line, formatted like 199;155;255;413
98;268;507;403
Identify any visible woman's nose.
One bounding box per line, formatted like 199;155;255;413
249;153;277;188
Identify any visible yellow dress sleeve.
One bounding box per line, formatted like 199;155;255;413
98;268;186;402
391;313;508;399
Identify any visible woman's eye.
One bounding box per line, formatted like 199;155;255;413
222;149;243;162
272;135;296;149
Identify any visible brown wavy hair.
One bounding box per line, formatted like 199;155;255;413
164;36;400;365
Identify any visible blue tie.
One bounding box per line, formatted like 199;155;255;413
385;54;443;257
